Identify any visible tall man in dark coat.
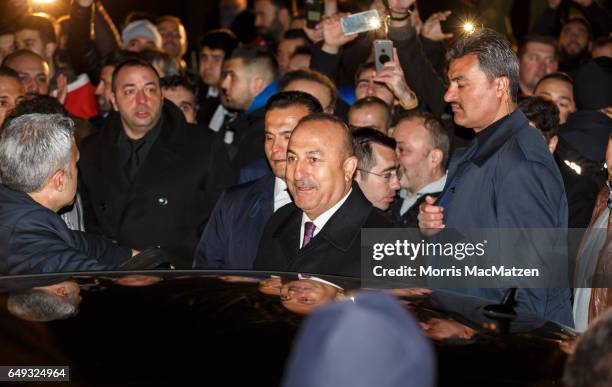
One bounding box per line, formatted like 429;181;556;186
418;29;572;326
78;59;234;268
193;91;323;269
0;113;133;275
254;113;396;277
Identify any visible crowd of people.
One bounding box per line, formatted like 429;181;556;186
0;0;611;383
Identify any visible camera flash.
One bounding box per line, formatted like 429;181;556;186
463;22;475;34
368;17;382;30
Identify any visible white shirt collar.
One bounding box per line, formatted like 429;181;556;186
207;86;219;98
299;188;352;248
273;177;292;212
400;174;447;215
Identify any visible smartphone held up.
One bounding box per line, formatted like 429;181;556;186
373;39;394;73
340;9;382;35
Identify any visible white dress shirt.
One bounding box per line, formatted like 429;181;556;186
208;103;228;133
299;188;352;248
400;174;447;216
207;86;219;98
273;177;292;212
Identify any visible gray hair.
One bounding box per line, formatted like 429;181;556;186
0;113;74;193
7;289;79;322
447;28;520;102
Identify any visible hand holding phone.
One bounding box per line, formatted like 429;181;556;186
305;0;324;29
374;39;394;73
321;13;359;54
340;10;381;35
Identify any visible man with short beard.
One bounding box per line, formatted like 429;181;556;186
254;0;292;45
558;18;592;78
3;50;50;100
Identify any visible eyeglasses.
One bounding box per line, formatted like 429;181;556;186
357;167;402;182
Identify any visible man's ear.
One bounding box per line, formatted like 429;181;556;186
343;155;358;182
110;92;119;111
51;169;65;192
251;76;266;97
496;76;510;99
429;148;443;168
44;42;57;61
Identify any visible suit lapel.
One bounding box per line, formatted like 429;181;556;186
308;186;372;254
272;205;302;265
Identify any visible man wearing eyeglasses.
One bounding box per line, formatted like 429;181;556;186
353;128;401;211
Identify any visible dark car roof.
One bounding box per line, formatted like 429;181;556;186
0;271;576;386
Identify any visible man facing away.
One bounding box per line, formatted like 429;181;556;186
0;113;133;275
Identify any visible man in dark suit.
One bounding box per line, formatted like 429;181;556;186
0;113;133;275
196;29;238;130
418;29;572;325
193;91;323;269
254;113;396;278
78;59;234;268
389;111;449;227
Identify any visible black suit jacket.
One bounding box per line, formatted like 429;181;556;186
78;101;235;267
196;81;220;128
254;185;396;277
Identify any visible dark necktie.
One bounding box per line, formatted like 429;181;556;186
302;221;316;248
126;139;145;181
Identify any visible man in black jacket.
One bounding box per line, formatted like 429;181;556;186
254;113;396;277
78;59;234;267
0;113;132;275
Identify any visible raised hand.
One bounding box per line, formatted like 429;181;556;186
372;48;417;109
321;13;358;54
421;11;454;41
